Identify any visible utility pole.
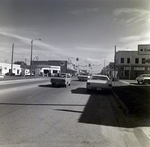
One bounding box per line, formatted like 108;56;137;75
30;39;41;77
11;43;14;76
114;45;116;79
129;56;131;80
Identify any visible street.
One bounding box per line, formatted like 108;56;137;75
0;77;150;147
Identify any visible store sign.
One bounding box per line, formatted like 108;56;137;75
50;66;60;69
138;44;150;55
134;67;145;71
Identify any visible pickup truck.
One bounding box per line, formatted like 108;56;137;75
50;73;71;87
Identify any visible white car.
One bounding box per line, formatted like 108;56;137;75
77;74;90;81
24;73;34;76
136;74;150;84
50;73;71;87
86;75;112;92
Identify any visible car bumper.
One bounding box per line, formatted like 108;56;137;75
51;81;66;85
86;85;112;90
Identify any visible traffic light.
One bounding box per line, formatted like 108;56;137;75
76;58;79;61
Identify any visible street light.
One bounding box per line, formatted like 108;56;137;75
129;56;132;80
30;38;41;76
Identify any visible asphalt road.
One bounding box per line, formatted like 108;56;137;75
0;77;150;147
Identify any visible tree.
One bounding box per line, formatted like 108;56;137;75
14;61;27;66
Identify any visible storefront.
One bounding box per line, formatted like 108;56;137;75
116;51;150;79
118;65;150;79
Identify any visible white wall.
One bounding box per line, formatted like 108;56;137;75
40;66;61;75
0;62;22;76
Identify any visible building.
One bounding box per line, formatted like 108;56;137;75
115;51;150;79
0;62;22;76
32;60;77;76
0;60;77;77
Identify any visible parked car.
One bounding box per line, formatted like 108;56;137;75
77;74;90;81
86;74;112;92
136;74;150;84
24;73;34;76
5;72;15;76
50;73;71;87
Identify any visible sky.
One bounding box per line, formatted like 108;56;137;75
0;0;150;72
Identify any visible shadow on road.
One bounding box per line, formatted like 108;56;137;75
0;103;85;107
70;86;150;128
54;109;82;114
38;84;51;88
112;84;150;127
71;87;121;127
71;87;88;94
71;87;110;95
38;84;66;88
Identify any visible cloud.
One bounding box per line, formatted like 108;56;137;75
119;31;150;44
0;31;30;44
75;46;102;52
113;8;149;16
0;31;62;52
69;8;99;16
85;58;100;62
119;35;142;43
113;8;150;25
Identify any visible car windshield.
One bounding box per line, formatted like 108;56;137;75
91;76;108;81
60;74;66;78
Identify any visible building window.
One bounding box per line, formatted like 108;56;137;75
135;58;139;64
142;58;145;64
4;67;7;70
121;58;124;63
127;58;130;64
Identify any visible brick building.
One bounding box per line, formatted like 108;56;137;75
115;51;150;79
32;60;67;76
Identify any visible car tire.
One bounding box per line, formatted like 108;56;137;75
64;84;67;88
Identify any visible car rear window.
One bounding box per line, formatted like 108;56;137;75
92;76;108;80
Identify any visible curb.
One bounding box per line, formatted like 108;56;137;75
111;90;129;116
